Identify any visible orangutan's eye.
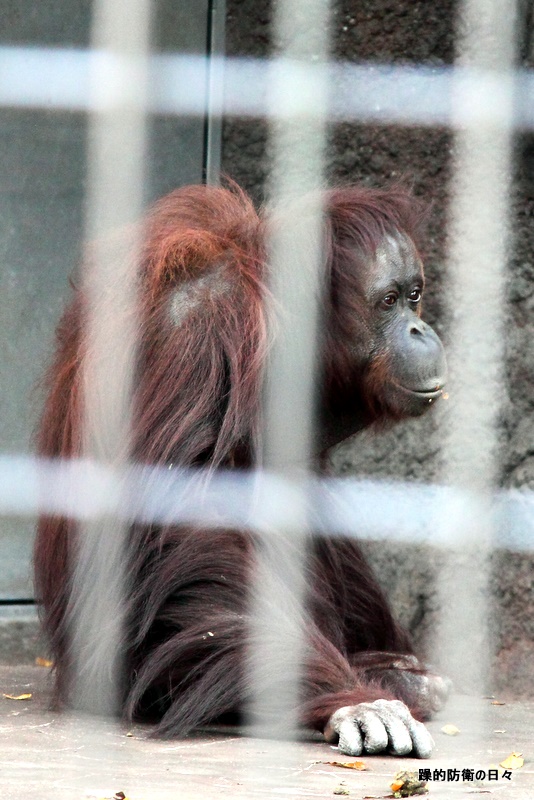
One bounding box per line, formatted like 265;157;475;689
382;293;398;308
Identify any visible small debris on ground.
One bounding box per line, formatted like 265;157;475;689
390;770;428;797
499;752;524;770
441;724;460;736
35;657;53;667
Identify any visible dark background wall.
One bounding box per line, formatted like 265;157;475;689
0;0;210;599
221;0;534;696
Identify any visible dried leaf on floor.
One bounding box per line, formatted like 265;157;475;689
499;752;524;770
35;657;54;667
2;693;32;701
441;724;460;736
325;760;367;770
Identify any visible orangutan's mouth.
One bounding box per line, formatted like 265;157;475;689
394;382;445;403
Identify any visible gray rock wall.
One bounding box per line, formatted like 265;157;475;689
222;0;534;696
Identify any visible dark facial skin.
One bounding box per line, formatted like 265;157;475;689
318;232;447;452
368;233;446;412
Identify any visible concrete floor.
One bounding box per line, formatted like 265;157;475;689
0;665;532;799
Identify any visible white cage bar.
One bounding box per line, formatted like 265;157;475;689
436;0;517;695
71;0;153;716
246;0;331;744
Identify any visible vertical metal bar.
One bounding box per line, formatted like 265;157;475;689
437;0;517;696
247;0;331;741
205;0;226;185
70;0;152;715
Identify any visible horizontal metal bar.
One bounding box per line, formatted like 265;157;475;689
1;455;532;551
0;46;531;128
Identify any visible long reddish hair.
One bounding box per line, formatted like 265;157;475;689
34;180;434;733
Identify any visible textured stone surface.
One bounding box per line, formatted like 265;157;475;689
222;0;534;696
0;608;42;665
